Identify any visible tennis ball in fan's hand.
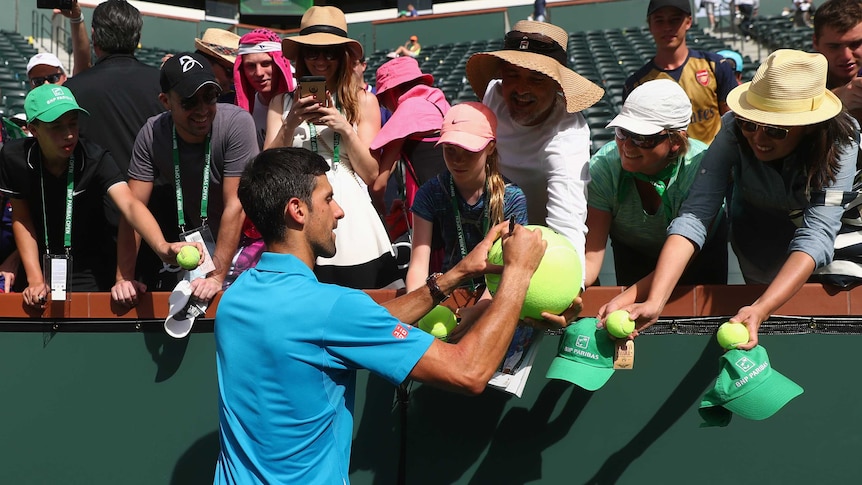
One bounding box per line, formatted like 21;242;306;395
484;225;582;320
716;322;749;349
176;246;201;270
605;309;636;338
418;305;457;341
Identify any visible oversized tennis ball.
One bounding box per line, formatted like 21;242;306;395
716;322;749;349
418;305;457;341
176;245;201;270
484;225;582;320
605;309;636;338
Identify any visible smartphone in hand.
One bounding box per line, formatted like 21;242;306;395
298;76;328;107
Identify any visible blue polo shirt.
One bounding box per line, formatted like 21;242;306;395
214;252;433;484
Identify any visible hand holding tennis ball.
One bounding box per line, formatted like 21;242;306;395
418;305;458;341
484;225;582;320
716;321;749;349
176;245;201;270
605;309;636;338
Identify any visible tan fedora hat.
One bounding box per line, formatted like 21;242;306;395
727;49;842;126
282;6;363;61
194;28;240;68
466;20;604;114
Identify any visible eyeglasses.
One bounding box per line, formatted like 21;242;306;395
614;127;669;149
29;72;63;87
180;91;219;111
304;47;341;61
735;117;791;140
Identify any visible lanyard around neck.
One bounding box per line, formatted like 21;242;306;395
172;127;211;232
449;174;488;291
39;153;75;255
307;96;341;165
308;122;340;165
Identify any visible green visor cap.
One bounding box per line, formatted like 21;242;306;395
545;317;615;391
699;345;803;427
25;84;89;124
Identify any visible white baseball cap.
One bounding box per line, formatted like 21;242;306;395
27;53;64;75
606;79;692;135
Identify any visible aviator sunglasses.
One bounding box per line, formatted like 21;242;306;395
614;127;669;149
30;72;63;87
735;116;791;140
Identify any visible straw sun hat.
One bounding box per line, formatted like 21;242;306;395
281;6;363;61
194;28;240;68
726;49;842;126
466;20;604;114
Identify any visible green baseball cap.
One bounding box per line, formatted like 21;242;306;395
699;345;803;427
24;84;89;124
545;317;615;391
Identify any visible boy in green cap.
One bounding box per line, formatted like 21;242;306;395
0;84;201;308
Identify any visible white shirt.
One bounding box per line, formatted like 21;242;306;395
483;79;591;274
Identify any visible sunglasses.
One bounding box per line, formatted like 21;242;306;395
30;72;63;87
304;47;342;61
614;127;669;149
180;91;219;111
735;117;791;140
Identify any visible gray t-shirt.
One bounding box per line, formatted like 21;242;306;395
128;103;258;287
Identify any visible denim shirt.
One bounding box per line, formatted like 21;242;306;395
668;112;858;283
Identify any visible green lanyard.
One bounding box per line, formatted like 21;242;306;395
449;174;489;292
172;127;211;232
307;97;341;165
39;153;75;256
626;160;681;222
307;121;340;166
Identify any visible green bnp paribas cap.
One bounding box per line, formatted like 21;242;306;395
545;317;615;391
24;84;89;124
699;345;803;427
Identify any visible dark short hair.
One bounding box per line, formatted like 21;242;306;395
238;148;330;245
92;0;143;55
814;0;862;38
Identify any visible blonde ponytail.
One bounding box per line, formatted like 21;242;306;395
485;149;506;226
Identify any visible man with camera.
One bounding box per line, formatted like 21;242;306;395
111;53;257;306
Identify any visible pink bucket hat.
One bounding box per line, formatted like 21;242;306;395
234;28;296;113
436;102;497;152
375;57;433;98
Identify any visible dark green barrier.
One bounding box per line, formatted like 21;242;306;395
2;319;860;484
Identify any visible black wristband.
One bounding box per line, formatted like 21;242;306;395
425;272;449;303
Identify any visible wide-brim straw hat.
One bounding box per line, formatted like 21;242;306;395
726;49;842;126
194;28;240;68
466;20;604;114
282;6;363;61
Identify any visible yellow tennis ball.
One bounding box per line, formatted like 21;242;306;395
484;225;582;320
716;322;749;349
605;309;636;338
418;305;457;341
176;246;201;270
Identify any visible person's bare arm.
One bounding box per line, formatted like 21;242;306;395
371;138;404;215
732;251;815;350
55;1;91;75
584;206;612;287
189;176;244;301
10;199;49;308
405;224;547;394
112;179;152;305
